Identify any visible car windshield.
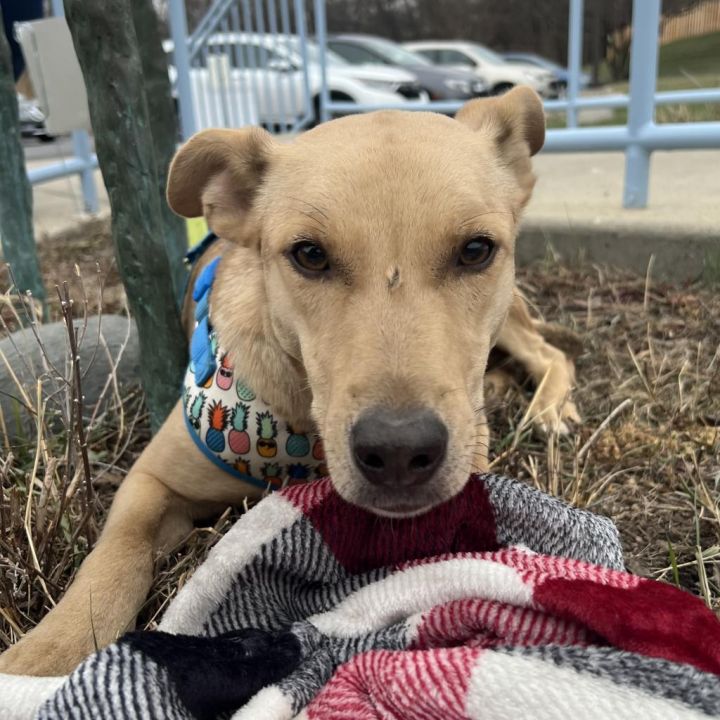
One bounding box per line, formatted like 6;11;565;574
508;54;563;72
361;37;432;66
286;38;348;66
467;43;505;65
201;36;349;67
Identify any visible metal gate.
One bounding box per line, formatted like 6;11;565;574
168;0;314;137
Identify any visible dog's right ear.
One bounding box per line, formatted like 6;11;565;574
167;127;275;241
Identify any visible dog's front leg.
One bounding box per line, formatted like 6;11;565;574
496;292;581;434
0;467;202;676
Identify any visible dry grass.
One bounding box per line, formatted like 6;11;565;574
501;258;720;610
1;226;719;652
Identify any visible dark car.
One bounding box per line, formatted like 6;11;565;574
501;52;591;95
328;34;489;101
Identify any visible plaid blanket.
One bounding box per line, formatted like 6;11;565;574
4;473;720;719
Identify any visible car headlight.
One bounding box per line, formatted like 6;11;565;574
443;78;471;94
472;80;488;93
357;78;399;91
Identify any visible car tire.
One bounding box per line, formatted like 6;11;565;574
311;91;354;127
491;83;515;96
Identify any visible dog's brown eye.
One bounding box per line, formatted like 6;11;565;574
290;241;330;274
458;237;495;269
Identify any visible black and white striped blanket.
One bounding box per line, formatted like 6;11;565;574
2;473;720;719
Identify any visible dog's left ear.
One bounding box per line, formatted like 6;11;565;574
455;85;545;156
166;127;275;243
456;86;544;209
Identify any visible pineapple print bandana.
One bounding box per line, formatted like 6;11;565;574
182;255;327;491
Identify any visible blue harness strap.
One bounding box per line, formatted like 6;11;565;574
185;231;220;268
176;231;220;310
189;256;222;386
182;232;223;387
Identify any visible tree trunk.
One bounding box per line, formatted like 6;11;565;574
130;0;188;306
0;6;46;307
64;0;187;430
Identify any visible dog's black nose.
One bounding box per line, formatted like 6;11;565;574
351;407;448;488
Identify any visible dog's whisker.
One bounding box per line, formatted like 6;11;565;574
458;210;514;230
291;215;328;239
284;195;330;221
472;407;492;416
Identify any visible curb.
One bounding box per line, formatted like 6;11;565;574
518;218;720;284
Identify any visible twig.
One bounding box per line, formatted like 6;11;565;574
577;398;633;461
643;254;655;316
627;342;655;400
5;267;64;396
56;283;94;507
0;537;62;594
0;453;12;542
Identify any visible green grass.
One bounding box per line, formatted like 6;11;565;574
554;31;720;129
584;31;720;89
548;102;720;129
658;30;720;81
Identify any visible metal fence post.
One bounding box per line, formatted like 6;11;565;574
71;129;98;213
168;0;196;140
51;0;98;213
566;0;584;129
313;0;330;123
623;0;662;209
294;0;314;129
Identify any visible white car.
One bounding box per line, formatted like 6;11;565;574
403;41;555;98
165;33;428;129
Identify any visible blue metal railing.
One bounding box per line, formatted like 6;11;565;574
168;0;195;139
139;0;720;210
168;0;314;137
566;0;583;128
312;0;720;209
18;0;720;214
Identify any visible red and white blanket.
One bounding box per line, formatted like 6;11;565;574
3;473;720;719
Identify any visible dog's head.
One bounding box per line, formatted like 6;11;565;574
168;87;544;516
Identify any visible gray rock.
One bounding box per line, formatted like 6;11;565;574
0;314;140;444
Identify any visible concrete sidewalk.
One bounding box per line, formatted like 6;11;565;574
519;149;720;281
529;150;720;232
26;146;720;280
29;162;109;239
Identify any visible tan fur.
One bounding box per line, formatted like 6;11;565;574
0;88;580;675
496;292;581;434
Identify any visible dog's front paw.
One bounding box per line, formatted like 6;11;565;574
528;392;581;436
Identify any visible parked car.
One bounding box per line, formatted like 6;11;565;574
327;34;489;101
164;33;428;129
403;41;556;98
501;51;591;94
